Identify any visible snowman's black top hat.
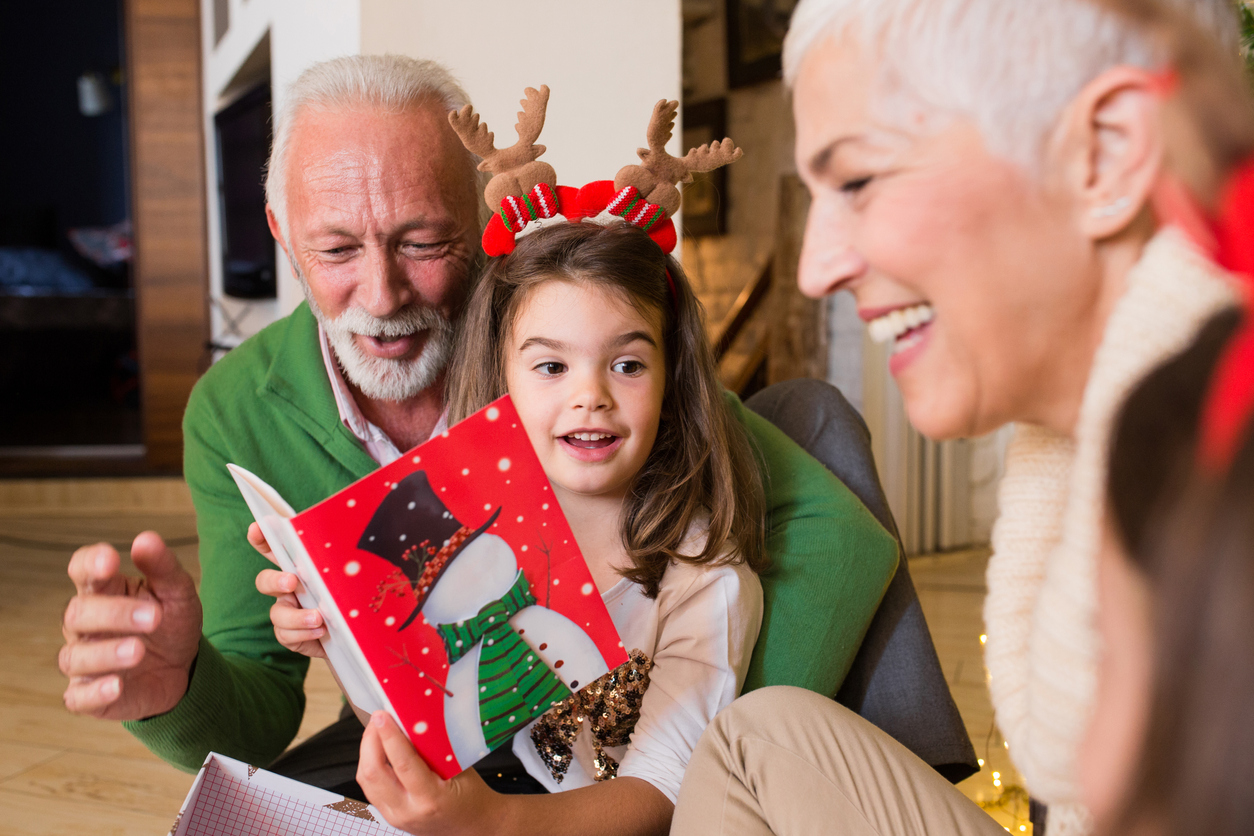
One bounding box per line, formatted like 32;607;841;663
357;470;501;630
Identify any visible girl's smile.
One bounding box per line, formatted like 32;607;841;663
504;279;666;502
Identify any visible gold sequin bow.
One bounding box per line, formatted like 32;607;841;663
530;649;652;783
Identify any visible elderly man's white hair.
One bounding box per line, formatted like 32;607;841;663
782;0;1240;167
265;54;474;238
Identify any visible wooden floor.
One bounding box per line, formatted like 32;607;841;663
0;491;1027;834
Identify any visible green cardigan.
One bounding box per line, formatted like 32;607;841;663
125;303;898;772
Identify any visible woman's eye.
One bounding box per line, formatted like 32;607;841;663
613;360;644;375
535;362;566;376
840;176;872;195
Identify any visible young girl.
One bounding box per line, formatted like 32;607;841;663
261;94;768;835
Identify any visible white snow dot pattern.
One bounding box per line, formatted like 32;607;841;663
344;561;361;576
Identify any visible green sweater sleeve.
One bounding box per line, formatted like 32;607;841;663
727;392;899;696
122;385;310;772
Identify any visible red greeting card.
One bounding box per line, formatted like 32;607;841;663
229;395;627;779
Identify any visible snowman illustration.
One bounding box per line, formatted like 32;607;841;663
357;470;610;768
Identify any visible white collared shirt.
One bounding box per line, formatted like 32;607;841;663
317;325;448;465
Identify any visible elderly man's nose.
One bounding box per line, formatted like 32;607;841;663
797;201;866;299
359;252;412;316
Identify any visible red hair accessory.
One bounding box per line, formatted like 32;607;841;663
1195;159;1254;471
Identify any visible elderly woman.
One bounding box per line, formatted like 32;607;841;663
671;1;1243;835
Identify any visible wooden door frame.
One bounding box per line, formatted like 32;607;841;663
126;0;212;473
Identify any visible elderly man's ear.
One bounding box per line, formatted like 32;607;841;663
265;204;290;255
1055;66;1167;240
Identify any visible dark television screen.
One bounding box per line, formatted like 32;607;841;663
215;82;275;299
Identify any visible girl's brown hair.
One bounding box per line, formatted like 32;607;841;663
1108;307;1254;836
446;222;767;597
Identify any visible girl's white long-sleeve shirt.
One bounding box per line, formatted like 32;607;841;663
512;528;763;804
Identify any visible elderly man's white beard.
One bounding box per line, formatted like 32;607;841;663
299;279;453;403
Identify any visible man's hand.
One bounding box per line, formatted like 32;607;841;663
358;711;504;835
60;531;202;720
251;522;328;659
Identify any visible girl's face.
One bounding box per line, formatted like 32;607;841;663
1080;522;1154;831
504;279;666;503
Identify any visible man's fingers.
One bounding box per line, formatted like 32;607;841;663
64;594;160;636
371;711;440;796
59;636;145;678
129;531;193;597
247;522;278;564
67;543;124;595
256;569;300;598
62;674;121;716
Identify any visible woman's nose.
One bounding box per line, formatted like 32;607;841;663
797;198;868;299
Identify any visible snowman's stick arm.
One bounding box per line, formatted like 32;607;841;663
388;645;455;697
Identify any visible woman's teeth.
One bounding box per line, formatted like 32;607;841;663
569;432;613;441
867;304;935;348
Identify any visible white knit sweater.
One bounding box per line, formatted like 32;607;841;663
983;229;1236;836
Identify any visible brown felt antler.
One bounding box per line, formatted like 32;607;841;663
614;99;743;216
448;85;557;210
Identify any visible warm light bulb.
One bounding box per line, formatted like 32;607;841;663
1004;741;1010;749
1020;827;1027;832
992;771;1000;780
993;779;1002;787
980;634;988;644
978;758;985;767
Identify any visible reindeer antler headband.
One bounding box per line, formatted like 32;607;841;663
449;86;743;257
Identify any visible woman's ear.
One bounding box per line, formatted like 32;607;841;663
1056;67;1166;240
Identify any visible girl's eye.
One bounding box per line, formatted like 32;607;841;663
535;361;566;376
613;360;645;375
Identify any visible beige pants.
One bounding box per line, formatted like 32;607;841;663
671;687;1005;836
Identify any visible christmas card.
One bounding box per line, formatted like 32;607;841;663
229;395;628;780
169;752;402;835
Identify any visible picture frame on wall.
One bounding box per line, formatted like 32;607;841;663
680;99;730;237
726;0;798;88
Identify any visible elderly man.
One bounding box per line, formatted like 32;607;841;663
58;54;900;804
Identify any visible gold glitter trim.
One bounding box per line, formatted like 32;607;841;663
167;811;182;836
530;649;652;783
325;798;377;821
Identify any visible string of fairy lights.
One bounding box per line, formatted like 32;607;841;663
975;632;1031;834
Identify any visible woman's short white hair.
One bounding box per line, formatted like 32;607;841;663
782;0;1239;167
265;54;474;237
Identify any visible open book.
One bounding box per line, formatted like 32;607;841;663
229;395;627;780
